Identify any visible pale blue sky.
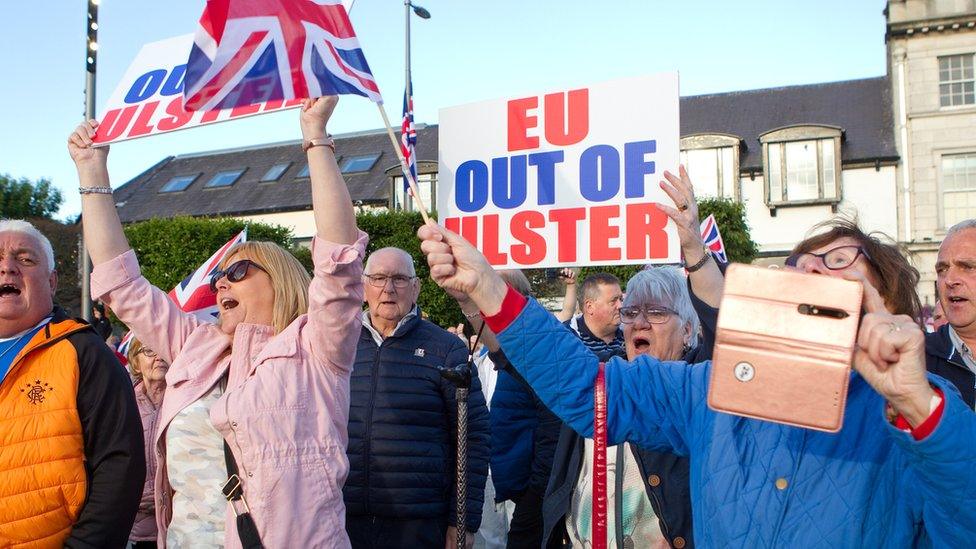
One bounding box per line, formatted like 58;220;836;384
3;0;889;219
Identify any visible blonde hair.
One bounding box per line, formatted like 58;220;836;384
219;241;311;334
127;338;146;382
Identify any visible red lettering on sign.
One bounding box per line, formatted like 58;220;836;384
156;97;194;131
511;211;546;265
127;101;160;138
482;215;508;264
94;106;138;143
544;88;589;147
507;97;539;152
548;207;586;263
626;203;670;259
590;205;621;261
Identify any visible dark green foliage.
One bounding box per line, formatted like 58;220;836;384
29;218;81;315
697;197;759;264
0;175;63;220
123;216;296;290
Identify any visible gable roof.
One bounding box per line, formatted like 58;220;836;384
114;125;438;223
115;76;895;223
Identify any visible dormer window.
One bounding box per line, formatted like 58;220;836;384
679;134;741;200
760;125;842;209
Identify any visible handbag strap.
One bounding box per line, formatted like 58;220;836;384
592;362;608;549
222;441;243;501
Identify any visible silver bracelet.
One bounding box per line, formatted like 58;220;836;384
79;186;113;195
462;309;482;320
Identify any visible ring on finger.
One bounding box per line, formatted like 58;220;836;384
678;202;689;212
887;322;901;333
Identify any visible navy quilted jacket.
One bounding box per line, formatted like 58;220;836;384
499;298;976;547
343;312;490;533
925;325;975;408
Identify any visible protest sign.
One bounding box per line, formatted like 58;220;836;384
437;73;681;269
93;34;302;146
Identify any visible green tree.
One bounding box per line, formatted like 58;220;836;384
0;174;63;220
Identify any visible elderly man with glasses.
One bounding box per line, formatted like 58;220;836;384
343;247;490;549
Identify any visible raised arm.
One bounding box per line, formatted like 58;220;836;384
657;165;724;307
300;97;359;245
68;122;130;264
298;97;367;371
69;123;199;362
417;223;697;453
554;268;579;322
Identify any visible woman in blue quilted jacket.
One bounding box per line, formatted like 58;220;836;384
417;206;976;547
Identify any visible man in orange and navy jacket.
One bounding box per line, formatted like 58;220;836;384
0;220;144;547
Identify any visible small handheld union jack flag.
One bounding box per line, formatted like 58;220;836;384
183;0;382;111
700;214;728;264
401;83;417;192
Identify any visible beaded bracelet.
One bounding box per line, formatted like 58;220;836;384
78;186;113;195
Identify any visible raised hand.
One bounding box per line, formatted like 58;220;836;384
854;312;936;426
840;269;890;315
417;223;508;315
656;165;704;255
67;120;109;168
300;96;338;140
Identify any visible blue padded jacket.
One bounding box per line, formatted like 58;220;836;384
499;298;976;547
344;312;490;533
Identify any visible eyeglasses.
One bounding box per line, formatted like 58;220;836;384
619;305;676;324
785;245;872;271
209;259;269;293
136;347;157;358
363;274;416;288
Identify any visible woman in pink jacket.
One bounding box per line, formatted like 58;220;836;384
126;338;167;548
68;96;366;548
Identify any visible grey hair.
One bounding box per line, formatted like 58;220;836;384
946;219;976;239
498;269;533;296
623;267;700;348
365;247;416;277
0;219;56;273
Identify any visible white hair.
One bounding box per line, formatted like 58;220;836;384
0;219;56;273
365;247;416;277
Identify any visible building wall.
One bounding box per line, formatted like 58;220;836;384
717;166;899;256
888;1;976;304
232;204;385;243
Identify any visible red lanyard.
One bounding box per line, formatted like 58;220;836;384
592;362;607;549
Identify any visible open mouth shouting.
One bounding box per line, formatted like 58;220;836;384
0;283;22;299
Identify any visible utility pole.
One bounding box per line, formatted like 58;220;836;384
80;0;99;321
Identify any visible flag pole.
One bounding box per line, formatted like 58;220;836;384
376;104;433;225
80;0;99;322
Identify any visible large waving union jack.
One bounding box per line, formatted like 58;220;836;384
183;0;382;111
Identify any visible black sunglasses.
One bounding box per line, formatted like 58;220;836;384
209;259;268;293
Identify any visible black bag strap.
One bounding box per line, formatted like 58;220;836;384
222;441;265;549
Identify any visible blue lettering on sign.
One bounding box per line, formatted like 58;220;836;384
491;156;527;209
624;140;657;198
124;69;169;104
160;65;187;97
528;151;563;206
455;160;489;212
579;145;620;202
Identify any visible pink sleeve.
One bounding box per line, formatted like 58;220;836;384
90;250;200;365
303;231;368;374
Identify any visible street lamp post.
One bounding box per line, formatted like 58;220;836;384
80;0;99;322
404;1;429;211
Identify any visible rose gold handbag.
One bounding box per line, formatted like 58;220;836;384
708;264;863;432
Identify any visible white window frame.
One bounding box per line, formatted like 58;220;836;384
388;161;438;212
760;125;843;211
938;53;976;108
938;150;976;230
678;133;742;201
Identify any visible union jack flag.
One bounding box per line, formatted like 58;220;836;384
400;83;417;192
183;0;382;112
699;214;728;263
168;229;248;322
116;331;134;362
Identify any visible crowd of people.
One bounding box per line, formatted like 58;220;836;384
0;94;974;547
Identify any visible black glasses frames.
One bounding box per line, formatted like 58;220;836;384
209;259;269;293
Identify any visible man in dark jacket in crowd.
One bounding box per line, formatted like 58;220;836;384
564;273;625;360
344;247;490;549
928;218;976;408
0;220;144;546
